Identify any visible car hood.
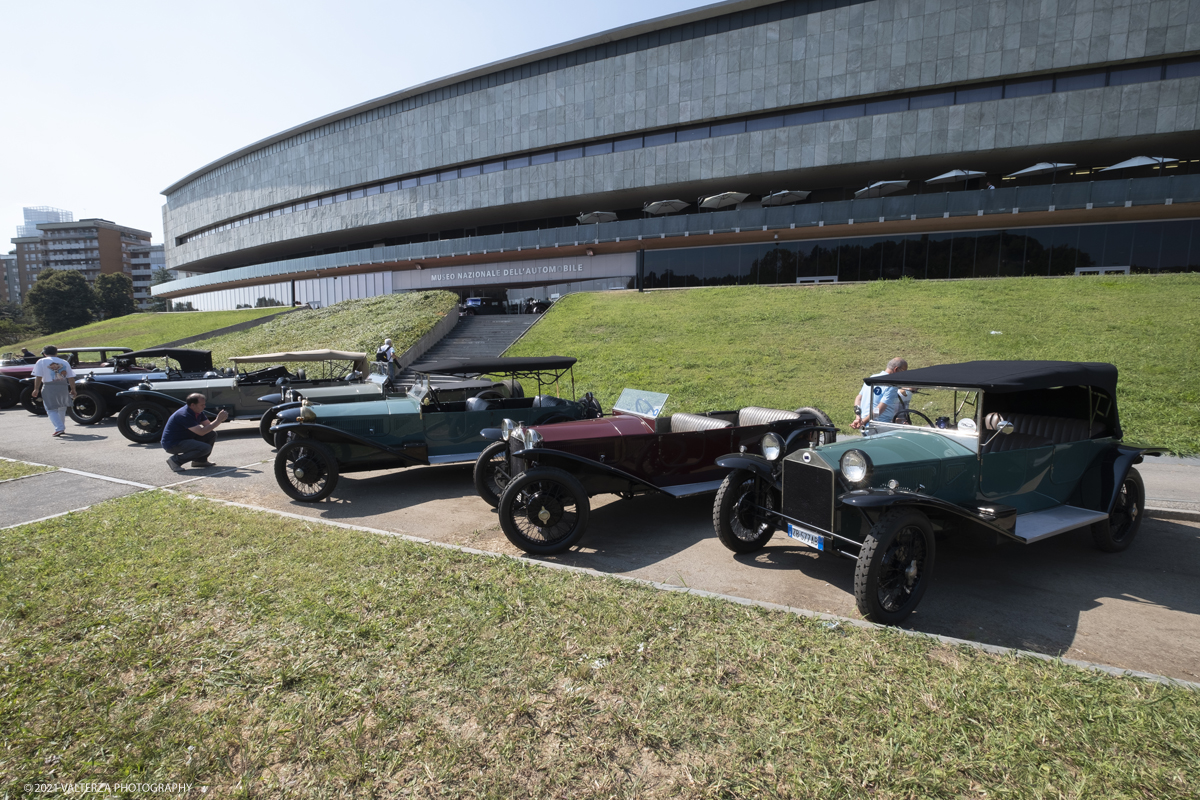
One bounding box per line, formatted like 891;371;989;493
301;395;422;420
529;414;653;442
803;428;977;468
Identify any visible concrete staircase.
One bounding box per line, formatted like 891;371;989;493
397;314;539;383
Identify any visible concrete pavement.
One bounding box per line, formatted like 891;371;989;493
2;406;1198;682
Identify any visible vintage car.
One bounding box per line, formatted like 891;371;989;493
66;348;221;424
482;389;835;555
114;350;371;444
1;346;135;412
271;356;603;502
711;360;1165;625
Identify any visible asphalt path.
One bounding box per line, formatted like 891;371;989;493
2;406;1198;683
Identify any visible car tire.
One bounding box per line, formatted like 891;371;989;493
273;428;291;450
714;469;778;553
0;380;18;410
20;385;46;415
497;467;590;554
505;378;524;398
275;439;340;502
794;406;836;446
854;508;936;625
117;401;169;444
69;388;109;425
474;440;512;508
259;407;281;445
1091;468;1144;553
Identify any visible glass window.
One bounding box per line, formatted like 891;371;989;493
747;115;784;132
614;136;643;152
556;146;584;160
879;237;906;279
271;208;282;217
584;142;613;156
1004;78;1053;98
383;181;399;192
837;240;864;282
974;233;1001;277
910;91;954;110
319;196;333;206
482;160;505;173
1165;59;1200;80
505;156;530;169
350;189;365;199
438;169;458;181
365;185;380;196
823;103;865;121
400;177;418;188
333;192;347;202
784;109;823;126
865;98;908;115
999;231;1026;276
1109;64;1162;86
956;85;1003;104
676;126;709;142
1055;71;1107;92
419;174;437;185
281;205;293;215
902;235;927;278
1129;222;1163;272
924;234;953;279
531;152;555;165
643;132;675;147
711;120;747;137
949;233;977;279
1101;223;1135;267
459;165;481;177
1158;220;1193;271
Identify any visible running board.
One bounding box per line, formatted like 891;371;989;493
427;452;482;465
658;479;725;498
1012;505;1109;543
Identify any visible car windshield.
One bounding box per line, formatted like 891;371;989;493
612;389;669;419
871;384;980;434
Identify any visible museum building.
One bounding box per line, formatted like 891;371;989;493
155;0;1200;312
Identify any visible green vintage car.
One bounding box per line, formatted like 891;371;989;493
712;361;1166;625
271;356;603;502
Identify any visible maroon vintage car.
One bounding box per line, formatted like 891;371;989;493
0;346;135;411
475;389;835;554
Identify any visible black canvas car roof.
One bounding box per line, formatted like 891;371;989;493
865;360;1118;396
120;348;215;373
411;356;577;376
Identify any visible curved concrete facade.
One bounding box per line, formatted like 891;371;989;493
160;0;1200;303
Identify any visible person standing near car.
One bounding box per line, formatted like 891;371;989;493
851;357;908;429
162;393;227;472
30;345;77;437
376;337;399;381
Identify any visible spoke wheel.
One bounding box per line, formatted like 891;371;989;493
20;385;46;416
473;440;512;508
275;439;340;502
854;509;936;625
498;467;590;554
69;388;109;425
1092;468;1144;552
714;469;778;553
117;402;168;444
793;406;836;447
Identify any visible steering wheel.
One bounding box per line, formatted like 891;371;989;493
582;392;603;419
894;407;935;427
634;397;655;415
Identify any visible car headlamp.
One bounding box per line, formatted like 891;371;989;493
500;418;516;441
526;428;543;448
840;449;872;485
300;400;317;422
761;432;783;461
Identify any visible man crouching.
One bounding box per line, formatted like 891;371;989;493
162;393;228;472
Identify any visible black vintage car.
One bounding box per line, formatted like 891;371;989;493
711;360;1166;625
67;348;219;424
479;389;835;555
2;347;136;414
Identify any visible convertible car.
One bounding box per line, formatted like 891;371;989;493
711;360;1165;625
270;356;603;502
67;348;220;424
482;389;835;554
114;350;371;443
1;346;135;412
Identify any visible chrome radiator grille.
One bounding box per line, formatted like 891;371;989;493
782;459;835;532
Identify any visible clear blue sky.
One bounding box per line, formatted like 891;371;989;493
1;0;719;244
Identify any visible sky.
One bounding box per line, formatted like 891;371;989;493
1;0;719;246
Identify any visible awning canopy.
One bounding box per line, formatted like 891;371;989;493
925;169;986;185
1005;162;1075;178
760;189;811;206
643;199;690;215
854;180;909;199
1099;156;1178;172
576;211;618;224
699;191;749;209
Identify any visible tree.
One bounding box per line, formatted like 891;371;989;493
148;266;174;312
23;268;97;333
255;296;284;307
95;273;137;319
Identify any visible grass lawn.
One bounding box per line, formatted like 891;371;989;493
187;291;458;364
508;275;1200;454
9;309;285;354
1;493;1196;798
0;459;54;482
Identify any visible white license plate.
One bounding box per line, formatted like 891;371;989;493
787;523;826;551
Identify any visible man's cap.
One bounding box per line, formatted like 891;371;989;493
42;345;58;356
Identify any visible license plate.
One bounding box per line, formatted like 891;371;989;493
787;523;826;551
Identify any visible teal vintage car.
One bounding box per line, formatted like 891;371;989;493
712;361;1166;625
271;356;603;502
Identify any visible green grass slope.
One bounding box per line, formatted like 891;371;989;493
507;275;1200;454
189;291;459;364
9;308;284;353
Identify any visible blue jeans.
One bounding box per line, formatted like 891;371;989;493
164;432;216;464
47;407;67;433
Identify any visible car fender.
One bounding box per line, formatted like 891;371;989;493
258;392;284;404
274;421;429;466
714;453;776;483
840;488;1021;538
1106;444;1168;514
115;388;187;409
480;427;503;442
512;447;661;494
0;374;20;394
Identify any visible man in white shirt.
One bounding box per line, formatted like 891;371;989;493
31;345;77;437
376;338;398;380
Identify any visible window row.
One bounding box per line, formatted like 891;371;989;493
176;55;1200;246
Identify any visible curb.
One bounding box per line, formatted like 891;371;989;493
1146;506;1200;522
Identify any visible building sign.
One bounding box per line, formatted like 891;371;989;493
393;252;636;291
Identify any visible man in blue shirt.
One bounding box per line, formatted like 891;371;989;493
851;357;909;429
162;393;228;472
